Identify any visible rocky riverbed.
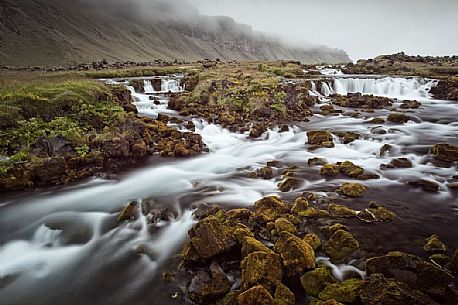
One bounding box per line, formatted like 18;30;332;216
0;59;457;305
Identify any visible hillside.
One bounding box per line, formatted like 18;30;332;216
0;0;350;66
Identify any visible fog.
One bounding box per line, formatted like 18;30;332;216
189;0;458;61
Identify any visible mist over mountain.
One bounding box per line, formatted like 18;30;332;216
0;0;350;66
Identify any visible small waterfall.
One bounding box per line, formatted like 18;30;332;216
321;83;334;96
320;77;437;99
142;78;184;94
143;80;155;93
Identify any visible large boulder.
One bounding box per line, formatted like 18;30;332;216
241;251;284;290
432;143;458;162
253;196;290;223
323;229;359;262
188;216;236;259
274;284;295;305
339;161;364;178
359;273;439;305
242;236;274;257
188;263;231;304
365;251;454;297
274;231;316;276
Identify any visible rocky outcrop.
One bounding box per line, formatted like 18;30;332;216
365;251;454;297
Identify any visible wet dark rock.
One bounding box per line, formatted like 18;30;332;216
241;251;283;290
308;157;328;166
131;139;148;157
188;216;236;259
451;249;458;274
407;179;439;192
188;263;231;304
365;251;454;297
359;273;439;305
380;144;393;156
238;285;274;305
389;157;413;168
148;208;173;223
318;278;362;303
300;266;336;297
323;229;359;262
274;231;316;276
432;143;458;162
331;93;392;109
366;117;386;124
249;124;268;138
400;100;421;109
429;254;451;268
30;157;69;186
423;234;447;252
357;172;381;180
253;196;290;223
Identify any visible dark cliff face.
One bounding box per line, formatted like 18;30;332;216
0;0;350;66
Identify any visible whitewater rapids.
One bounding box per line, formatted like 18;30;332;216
0;76;457;305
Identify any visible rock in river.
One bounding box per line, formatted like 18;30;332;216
274;231;316;276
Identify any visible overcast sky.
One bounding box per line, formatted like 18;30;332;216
189;0;458;61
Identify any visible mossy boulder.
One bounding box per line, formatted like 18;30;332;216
254;196;290;223
337;131;360;144
275;218;297;234
318;278;362;303
339;161;364;178
257;166;274;179
303;233;322;251
320;164;340;177
188;216;236;259
387;112;409;124
241;251;284;290
328;203;357;217
307;131;334;150
323;230;359;262
432;143;458;162
359;273;437;305
307;130;333;145
357;201;396;223
338;182;368;197
300;266;336;297
291;196;309;214
181;240;201;262
274;284;295;305
238;285;275;305
274;231;316;276
365;251;454;297
188;263;231;304
242;236;274;257
233;223;255;243
277;177;301;192
423;234;446;252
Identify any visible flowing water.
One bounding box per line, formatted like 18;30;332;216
1;75;457;305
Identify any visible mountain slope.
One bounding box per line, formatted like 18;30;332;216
0;0;350;66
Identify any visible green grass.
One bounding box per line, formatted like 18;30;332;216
0;79;129;172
